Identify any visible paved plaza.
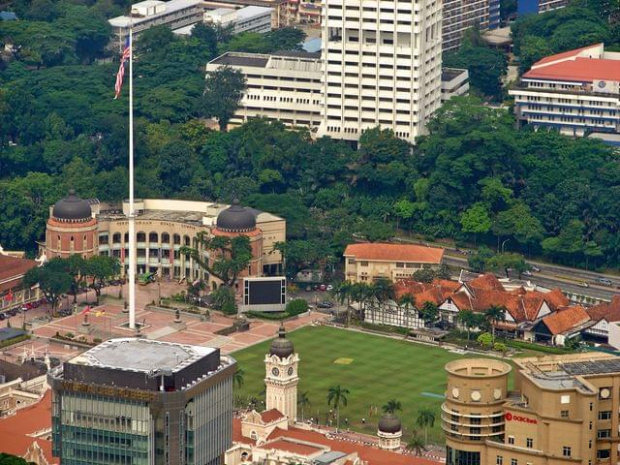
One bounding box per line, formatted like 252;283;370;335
1;280;328;365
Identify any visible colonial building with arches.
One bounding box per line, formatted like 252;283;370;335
41;194;286;284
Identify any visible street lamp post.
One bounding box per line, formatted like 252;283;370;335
501;239;511;254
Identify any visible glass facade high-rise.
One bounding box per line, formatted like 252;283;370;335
48;338;236;465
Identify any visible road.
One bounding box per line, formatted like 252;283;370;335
394;237;620;302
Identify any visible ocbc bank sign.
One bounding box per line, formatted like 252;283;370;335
505;412;538;424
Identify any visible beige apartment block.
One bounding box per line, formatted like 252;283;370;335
343;243;444;283
444;353;620;465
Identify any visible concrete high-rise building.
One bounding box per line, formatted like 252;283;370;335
518;0;568;15
48;338;236;465
264;324;299;424
316;0;443;143
443;0;500;51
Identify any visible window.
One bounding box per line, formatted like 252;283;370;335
598;429;611;439
561;395;570;404
496;457;503;465
599;411;612;420
348;258;356;265
526;438;533;448
511;460;517;465
360;261;368;267
508;436;515;445
563;447;571;457
560;410;569;418
598;449;611;460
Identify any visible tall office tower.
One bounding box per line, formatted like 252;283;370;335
48;338;236;465
317;0;443;144
442;0;500;51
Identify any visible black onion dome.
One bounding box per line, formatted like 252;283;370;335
216;199;257;233
269;323;294;359
52;190;92;221
378;414;402;434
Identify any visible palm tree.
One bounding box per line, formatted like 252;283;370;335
484;305;506;342
327;385;350;432
416;408;436;445
233;368;244;389
406;431;427;456
457;309;476;340
382;399;402;414
399;293;415;329
298;391;311;422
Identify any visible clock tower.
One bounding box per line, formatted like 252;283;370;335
264;323;299;424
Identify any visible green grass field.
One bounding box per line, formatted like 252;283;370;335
232;326;470;443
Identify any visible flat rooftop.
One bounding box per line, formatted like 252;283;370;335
68;338;216;374
209;51;321;69
561;358;620;376
109;0;202;28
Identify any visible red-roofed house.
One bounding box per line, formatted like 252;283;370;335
0;390;57;464
586;296;620;345
344;243;444;283
531;306;593;345
0;254;40;315
509;43;620;137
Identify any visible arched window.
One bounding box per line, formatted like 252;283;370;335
184;235;190;246
162;233;170;243
149;232;158;243
113;233;121;244
137;232;146;242
124;232;129;243
173;234;181;245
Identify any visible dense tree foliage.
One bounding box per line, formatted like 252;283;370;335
512;4;620;73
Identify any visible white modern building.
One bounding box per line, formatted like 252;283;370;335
443;0;500;51
509;43;620;137
315;0;443;143
441;68;470;102
206;51;323;128
204;6;273;33
109;0;204;45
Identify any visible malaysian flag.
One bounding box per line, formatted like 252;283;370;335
114;36;131;99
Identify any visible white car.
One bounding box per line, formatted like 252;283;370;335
326;284;334;291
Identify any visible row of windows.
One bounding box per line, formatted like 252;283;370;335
100;232;192;245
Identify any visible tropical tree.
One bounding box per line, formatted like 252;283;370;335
382;399;402;414
327;385;350;432
405;432;427;456
23;258;71;313
64;254;86;303
399;293;415;328
181;231;253;288
233;367;244;389
84;255;120;305
298;391;311;422
201;66;246;131
419;301;440;327
484;305;506;342
457;309;477;340
416;408;436;444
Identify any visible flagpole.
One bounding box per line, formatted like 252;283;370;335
128;25;136;330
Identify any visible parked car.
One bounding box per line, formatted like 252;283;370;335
523;270;533;277
530;265;541;272
317;301;334;309
579;282;590;288
0;313;5;320
595;277;613;286
319;284;327;291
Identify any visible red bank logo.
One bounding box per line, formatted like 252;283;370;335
505;412;537;424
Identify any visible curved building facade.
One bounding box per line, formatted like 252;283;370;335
443;359;511;465
44;190;98;259
42;197;285;284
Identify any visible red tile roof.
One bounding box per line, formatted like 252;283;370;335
467;274;505;292
525;57;620;83
541;306;591;335
260;409;286;423
233;416;256;445
534;44;602;66
0;255;38;294
258;438;325;456
267;425;440;465
344;243;444;264
394;279;460;304
587;295;620;323
0;390;56;464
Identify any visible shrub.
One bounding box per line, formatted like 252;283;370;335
93;338;103;344
477;332;493;347
493;342;507;353
286;299;308;316
65;332;75;339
